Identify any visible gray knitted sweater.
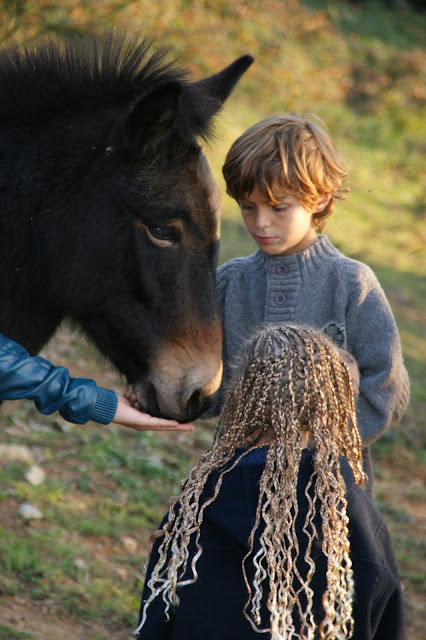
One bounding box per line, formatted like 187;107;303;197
212;235;410;444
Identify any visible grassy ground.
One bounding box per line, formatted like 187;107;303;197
0;1;425;638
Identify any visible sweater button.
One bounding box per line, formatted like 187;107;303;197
274;293;286;305
276;265;287;275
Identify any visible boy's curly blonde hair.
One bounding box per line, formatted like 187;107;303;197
222;114;348;231
137;324;365;640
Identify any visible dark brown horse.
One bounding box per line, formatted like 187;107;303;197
0;33;253;421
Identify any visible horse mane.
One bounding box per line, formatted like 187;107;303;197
0;32;190;122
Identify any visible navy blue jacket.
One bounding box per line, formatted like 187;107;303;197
138;448;405;640
0;332;117;424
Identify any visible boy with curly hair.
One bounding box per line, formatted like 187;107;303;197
213;114;409;490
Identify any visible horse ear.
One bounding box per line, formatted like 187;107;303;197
124;82;182;154
182;55;254;134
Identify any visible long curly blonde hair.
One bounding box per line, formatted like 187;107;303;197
137;324;365;639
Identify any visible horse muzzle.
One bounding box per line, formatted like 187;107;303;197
132;342;223;422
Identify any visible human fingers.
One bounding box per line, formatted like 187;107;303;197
126;413;195;432
124;390;139;407
114;395;194;432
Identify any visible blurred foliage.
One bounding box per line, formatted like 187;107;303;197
1;1;424;176
0;0;131;42
1;0;424;110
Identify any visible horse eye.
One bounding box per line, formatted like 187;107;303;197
147;225;179;245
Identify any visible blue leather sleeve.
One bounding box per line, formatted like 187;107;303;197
0;333;117;424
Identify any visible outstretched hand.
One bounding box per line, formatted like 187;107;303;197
112;394;194;432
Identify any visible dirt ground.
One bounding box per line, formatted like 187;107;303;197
0;596;127;640
1;469;424;640
1;449;424;640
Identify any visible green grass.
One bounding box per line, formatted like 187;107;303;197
0;626;35;640
0;420;198;628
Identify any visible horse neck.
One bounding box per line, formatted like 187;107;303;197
0;257;64;354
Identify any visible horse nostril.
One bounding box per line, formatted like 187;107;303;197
186;389;201;416
185;388;212;420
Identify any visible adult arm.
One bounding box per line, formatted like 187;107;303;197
0;333;193;431
116;393;193;432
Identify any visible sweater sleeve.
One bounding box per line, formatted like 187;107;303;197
0;333;117;425
344;263;410;443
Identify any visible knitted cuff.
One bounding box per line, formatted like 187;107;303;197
91;388;118;425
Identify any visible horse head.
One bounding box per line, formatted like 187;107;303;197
0;34;253;421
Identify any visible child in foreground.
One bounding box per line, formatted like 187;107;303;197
212;114;410;491
136;324;405;640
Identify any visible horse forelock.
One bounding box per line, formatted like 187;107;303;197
0;32;206;132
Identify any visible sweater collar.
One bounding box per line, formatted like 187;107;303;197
252;235;340;268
